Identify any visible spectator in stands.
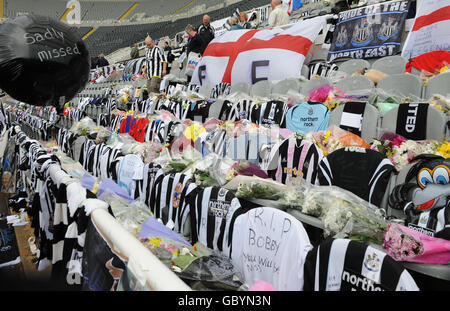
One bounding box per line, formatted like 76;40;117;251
185;24;205;56
1;171;14;193
90;56;99;69
230;16;244;30
97;53;110;67
130;43;140;59
164;41;175;74
197;14;215;47
239;11;252;29
142;36;168;94
268;0;290;27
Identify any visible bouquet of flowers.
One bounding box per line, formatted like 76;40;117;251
285;184;388;243
382;223;425;261
371;132;445;170
304;125;370;156
428;94;450;115
383;223;450;264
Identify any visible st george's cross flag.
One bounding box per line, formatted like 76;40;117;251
401;0;450;59
191;16;326;86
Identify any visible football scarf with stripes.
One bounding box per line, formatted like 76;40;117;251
396;103;428;140
339;101;366;137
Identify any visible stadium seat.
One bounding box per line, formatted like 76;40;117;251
300;76;331;95
334;75;374;94
271;79;302;96
381;104;447;141
424;72;450;99
377;74;423;99
301;65;310;78
372;55;408;75
250;80;272;98
230;82;251;95
198;83;213;98
338;59;371;75
329;101;380;143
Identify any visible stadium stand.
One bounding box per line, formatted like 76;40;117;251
2;0;450;294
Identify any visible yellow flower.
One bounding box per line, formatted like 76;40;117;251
440;66;448;73
323;130;331;143
436;142;450;158
149;237;162;247
92;183;99;194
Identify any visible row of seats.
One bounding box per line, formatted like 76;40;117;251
196;71;450;102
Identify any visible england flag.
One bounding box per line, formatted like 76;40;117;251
402;0;450;59
191;16;326;86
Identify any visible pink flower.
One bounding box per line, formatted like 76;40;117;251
392;136;406;147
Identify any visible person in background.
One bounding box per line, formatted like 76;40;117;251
1;171;14;193
164;41;175;74
185;24;205;56
90;56;98;69
96;53;109;67
197;14;215;48
239;11;252;29
229;16;244;30
142;36;167;94
268;0;291;27
130;43;140;59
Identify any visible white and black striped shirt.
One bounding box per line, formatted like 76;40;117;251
303;238;419;291
318;147;395;207
148;170;195;234
146;46;167;78
263;137;325;186
188;186;251;256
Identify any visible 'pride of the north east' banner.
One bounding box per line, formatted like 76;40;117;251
402;0;450;59
328;0;409;62
191;16;326;86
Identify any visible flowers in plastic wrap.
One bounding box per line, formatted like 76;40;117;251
236;181;284;201
140;237;212;272
95;127;112;145
236;176;388;243
316;186;388;243
305;125;370;156
371;132;443;170
383;223;450;264
436;141;450;158
382;224;424;262
226;160;269;182
429;94;450;115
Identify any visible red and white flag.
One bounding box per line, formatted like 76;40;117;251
402;0;450;59
191;16;326;86
282;0;293;15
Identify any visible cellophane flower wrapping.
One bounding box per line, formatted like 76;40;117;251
236;177;388;244
382;223;450;264
371;132;443;170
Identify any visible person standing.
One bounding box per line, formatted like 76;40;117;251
185;24;205;56
197;14;215;48
164;41;174;74
130;43;140;59
268;0;291;27
239;11;252;29
142;36;167;94
97;53;109;67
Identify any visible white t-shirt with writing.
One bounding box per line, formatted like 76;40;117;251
231;207;313;291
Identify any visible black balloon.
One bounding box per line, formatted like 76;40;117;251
0;15;90;110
